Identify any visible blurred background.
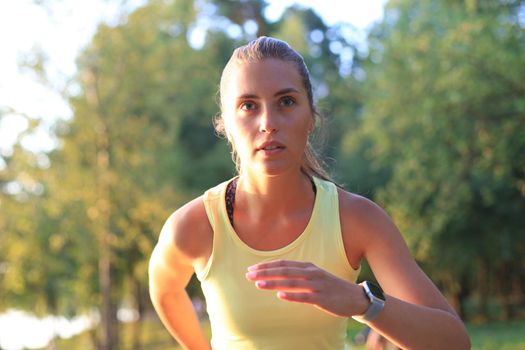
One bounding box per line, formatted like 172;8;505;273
0;0;524;349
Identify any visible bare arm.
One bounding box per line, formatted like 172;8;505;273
245;191;470;350
148;197;212;350
342;192;470;350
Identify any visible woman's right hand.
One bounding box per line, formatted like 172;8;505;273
245;259;369;318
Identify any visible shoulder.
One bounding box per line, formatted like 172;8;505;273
336;187;459;317
337;188;393;232
149;196;213;292
336;187;405;261
157;195;213;265
337;187;386;221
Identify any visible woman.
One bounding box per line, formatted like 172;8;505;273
148;36;470;350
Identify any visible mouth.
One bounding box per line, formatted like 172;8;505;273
257;141;285;154
257;141;285;150
260;145;281;151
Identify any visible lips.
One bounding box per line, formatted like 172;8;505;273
257;140;285;152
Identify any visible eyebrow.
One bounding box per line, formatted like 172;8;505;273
274;87;300;97
236;87;301;100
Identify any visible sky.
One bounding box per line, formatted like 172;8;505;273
0;1;385;349
0;0;386;156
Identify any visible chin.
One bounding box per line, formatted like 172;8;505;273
257;169;285;177
250;162;299;177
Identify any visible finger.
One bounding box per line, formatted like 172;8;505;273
276;291;318;305
247;260;314;271
245;267;313;281
254;278;316;292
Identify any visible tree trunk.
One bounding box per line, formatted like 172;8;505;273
478;259;489;320
131;278;144;350
457;274;471;321
497;262;513;321
85;66;118;350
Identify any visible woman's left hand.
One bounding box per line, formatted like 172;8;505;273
245;260;368;317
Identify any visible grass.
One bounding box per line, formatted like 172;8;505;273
47;318;525;349
467;319;525;350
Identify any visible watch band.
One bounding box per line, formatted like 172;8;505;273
363;297;385;321
352;281;385;323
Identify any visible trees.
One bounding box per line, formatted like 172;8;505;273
1;1;365;347
57;2;233;347
339;0;525;319
2;1;523;348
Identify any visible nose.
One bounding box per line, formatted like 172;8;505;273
259;105;278;134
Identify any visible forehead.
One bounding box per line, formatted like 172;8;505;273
224;58;305;99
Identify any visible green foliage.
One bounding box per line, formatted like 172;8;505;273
2;2;524;349
339;0;525;319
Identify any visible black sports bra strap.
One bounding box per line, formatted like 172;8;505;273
225;177;316;228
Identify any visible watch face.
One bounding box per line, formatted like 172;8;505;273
365;281;385;300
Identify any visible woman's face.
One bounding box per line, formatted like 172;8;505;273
222;58;313;176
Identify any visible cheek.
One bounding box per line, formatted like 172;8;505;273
292;114;313;143
225;118;243;140
224;117;252;155
223;110;240;137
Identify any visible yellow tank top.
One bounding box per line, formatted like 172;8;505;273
196;176;361;350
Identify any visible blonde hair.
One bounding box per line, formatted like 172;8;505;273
215;36;331;181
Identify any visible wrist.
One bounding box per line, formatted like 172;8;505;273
352;283;370;317
352;281;385;323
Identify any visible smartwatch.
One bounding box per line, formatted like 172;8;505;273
353;281;385;323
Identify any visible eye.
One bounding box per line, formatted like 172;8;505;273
240;101;257;111
279;96;296;107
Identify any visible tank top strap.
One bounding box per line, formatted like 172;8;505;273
197;178;232;281
311;177;359;275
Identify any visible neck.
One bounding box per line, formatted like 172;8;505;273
236;169;314;218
